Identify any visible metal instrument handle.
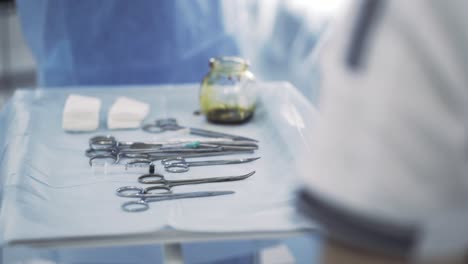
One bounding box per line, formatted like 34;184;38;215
85;148;115;158
89;154;118;166
164;163;190;173
122;200;149;212
161;157;185;166
138;173;166;184
89;135;117;149
116;186;145;198
144;185;173;195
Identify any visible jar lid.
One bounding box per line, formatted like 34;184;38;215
209;57;249;72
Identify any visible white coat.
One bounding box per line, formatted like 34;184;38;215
299;0;468;259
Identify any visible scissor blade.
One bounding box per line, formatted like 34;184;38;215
231;136;259;142
178;171;255;184
189;128;259;142
180;191;235;198
215;141;259;148
238;157;261;163
208;171;256;181
190;157;260;166
148;191;235;201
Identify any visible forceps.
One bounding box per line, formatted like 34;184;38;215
142;118;258;142
116;171;255;196
88;135;162;151
120;191;235;212
161;157;260;173
90;149;255;166
86;135;163;158
86;135;258;161
87;135;214;157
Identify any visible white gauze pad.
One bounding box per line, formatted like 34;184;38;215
62;94;101;132
107;96;150;129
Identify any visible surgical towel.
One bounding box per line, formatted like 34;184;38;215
0;83;316;248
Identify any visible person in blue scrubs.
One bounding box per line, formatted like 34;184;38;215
16;0;239;87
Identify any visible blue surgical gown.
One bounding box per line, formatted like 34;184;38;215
16;0;239;87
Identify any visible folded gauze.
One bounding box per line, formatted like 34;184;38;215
62;94;101;132
107;96;150;129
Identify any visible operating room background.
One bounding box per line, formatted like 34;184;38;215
0;0;348;109
0;1;348;263
0;0;36;108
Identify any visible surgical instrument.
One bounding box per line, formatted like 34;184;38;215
87;135;201;156
116;171;255;196
93;156;259;174
142;118;258;142
89;135;161;150
89;135;238;152
87;145;225;160
161;157;260;173
86;135;258;160
89;149;255;166
120;191;235;212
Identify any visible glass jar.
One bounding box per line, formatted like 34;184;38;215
199;57;256;124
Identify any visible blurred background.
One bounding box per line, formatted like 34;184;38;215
0;0;36;107
0;0;348;107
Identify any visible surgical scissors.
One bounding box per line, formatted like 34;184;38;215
87;135;199;156
119;191;235;212
161;157;260;173
116;171;255;196
88;135;165;152
86;135;258;163
142;118;258;142
89;149;256;166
